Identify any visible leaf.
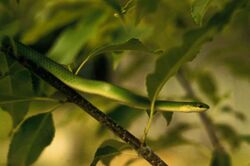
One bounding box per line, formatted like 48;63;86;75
135;0;159;24
216;123;241;149
197;71;219;104
146;0;247;111
162;112;173;126
48;10;106;65
0;55;33;128
191;0;213;26
210;149;231;166
103;0;123;16
97;105;142;135
149;123;193;148
0;107;12;139
8;112;55;166
240;135;250;144
75;38;150;74
91;139;129;166
221;105;246;122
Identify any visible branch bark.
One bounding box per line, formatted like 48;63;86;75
1;41;168;166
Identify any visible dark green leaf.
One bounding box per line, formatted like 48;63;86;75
234;112;246;122
146;0;247;111
210;149;231;166
221;105;233;113
135;0;159;24
191;0;212;25
162;112;173;126
48;10;106;64
97;105;142;135
8;113;55;166
240;135;250;144
149;123;193;148
197;71;219;104
0;55;33;128
76;38;150;73
103;0;123;17
221;105;246;122
91;139;129;166
216;123;240;149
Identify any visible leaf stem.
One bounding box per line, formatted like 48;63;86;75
0;97;60;105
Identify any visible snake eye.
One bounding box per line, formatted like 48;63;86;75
196;103;209;109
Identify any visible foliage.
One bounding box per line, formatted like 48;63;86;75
0;0;249;165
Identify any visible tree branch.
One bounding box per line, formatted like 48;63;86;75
1;42;168;166
177;68;224;152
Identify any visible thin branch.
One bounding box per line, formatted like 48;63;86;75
1;41;168;166
177;68;224;152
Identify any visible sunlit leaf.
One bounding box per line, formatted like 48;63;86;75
191;0;212;25
8;113;55;166
197;71;219;104
48;10;106;64
21;1;91;44
0;107;12;139
91;139;129;166
210;149;231;166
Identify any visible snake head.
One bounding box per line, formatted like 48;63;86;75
193;102;210;112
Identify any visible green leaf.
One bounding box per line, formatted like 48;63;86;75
221;105;246;122
240;135;250;144
97;105;142;135
91;139;129;166
191;0;212;26
216;123;240;149
210;149;231;166
135;0;159;24
197;71;219;104
75;38;150;74
162;112;173;126
0;107;12;139
0;55;33;128
103;0;123;16
149;123;193;148
8;112;55;166
146;0;247;110
48;10;106;65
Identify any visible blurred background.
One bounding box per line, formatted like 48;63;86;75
0;0;249;165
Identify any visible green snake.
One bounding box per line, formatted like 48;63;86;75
1;37;209;113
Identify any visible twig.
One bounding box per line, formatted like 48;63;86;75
1;41;168;166
177;68;224;152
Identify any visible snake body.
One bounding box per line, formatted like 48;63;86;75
1;37;209;112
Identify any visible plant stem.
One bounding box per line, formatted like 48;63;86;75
177;68;224;151
1;42;168;166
